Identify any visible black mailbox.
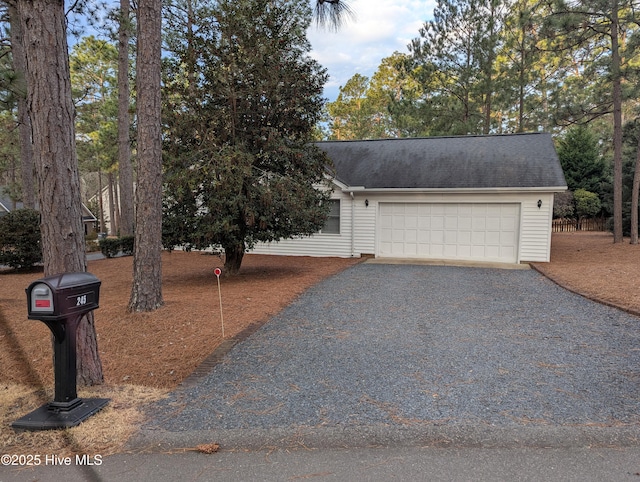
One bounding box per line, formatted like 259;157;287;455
26;272;100;321
13;271;109;431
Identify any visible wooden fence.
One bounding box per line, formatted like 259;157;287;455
552;217;607;232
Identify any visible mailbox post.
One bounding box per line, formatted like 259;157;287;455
12;272;109;431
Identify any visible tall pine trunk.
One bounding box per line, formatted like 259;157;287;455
129;0;164;312
118;0;135;237
630;127;640;245
611;0;623;243
9;4;35;209
17;0;103;385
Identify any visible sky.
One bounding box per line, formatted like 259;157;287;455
306;0;436;102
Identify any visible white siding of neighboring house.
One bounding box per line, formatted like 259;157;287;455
89;184;118;235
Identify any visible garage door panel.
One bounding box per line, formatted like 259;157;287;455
500;231;516;244
392;229;404;242
486;217;501;230
486;231;501;245
418;217;431;229
471;231;485;245
445;204;458;215
444;244;458;257
458;216;472;230
393;216;404;229
431;230;444;244
445;216;458;229
405;204;418;216
502;205;519;216
458;230;472;244
404;243;417;255
392;204;404;214
501;217;517;231
487;204;503;216
432;216;445;229
380;211;393;228
378;202;520;263
417;204;429;215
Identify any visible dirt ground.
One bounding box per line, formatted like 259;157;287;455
1;231;639;455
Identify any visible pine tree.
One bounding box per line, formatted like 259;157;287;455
556;125;607;195
16;0;103;384
163;0;331;275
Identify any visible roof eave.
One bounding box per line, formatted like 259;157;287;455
341;186;568;194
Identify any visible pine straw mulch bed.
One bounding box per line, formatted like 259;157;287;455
0;252;362;456
530;231;640;316
1;232;639;456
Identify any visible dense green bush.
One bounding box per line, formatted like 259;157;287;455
98;235;134;258
0;208;42;271
119;235;134;255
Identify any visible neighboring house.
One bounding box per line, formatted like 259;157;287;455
88;181;134;235
0;194;98;235
251;133;567;264
88;184;117;235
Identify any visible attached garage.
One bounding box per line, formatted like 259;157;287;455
251;133;567;264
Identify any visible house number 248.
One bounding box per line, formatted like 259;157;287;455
76;295;87;306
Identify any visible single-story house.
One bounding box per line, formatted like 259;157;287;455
0;193;98;235
251;133;567;264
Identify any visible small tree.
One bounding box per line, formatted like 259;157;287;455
574;188;601;229
553;191;574;219
0;209;41;271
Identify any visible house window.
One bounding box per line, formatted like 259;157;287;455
322;199;340;234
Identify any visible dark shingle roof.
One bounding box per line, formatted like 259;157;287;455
318;133;567;190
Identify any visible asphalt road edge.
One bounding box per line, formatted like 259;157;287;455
127;424;640;452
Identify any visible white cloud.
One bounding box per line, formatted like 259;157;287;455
307;0;436;100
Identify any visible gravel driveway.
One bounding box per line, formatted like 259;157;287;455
137;264;640;448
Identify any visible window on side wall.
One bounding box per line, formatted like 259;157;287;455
321;199;340;234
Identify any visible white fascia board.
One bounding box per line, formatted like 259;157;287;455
340;186;568;194
325;174;354;191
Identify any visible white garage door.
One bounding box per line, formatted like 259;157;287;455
378;203;520;263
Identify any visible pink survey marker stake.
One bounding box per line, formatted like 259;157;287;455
214;267;225;338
